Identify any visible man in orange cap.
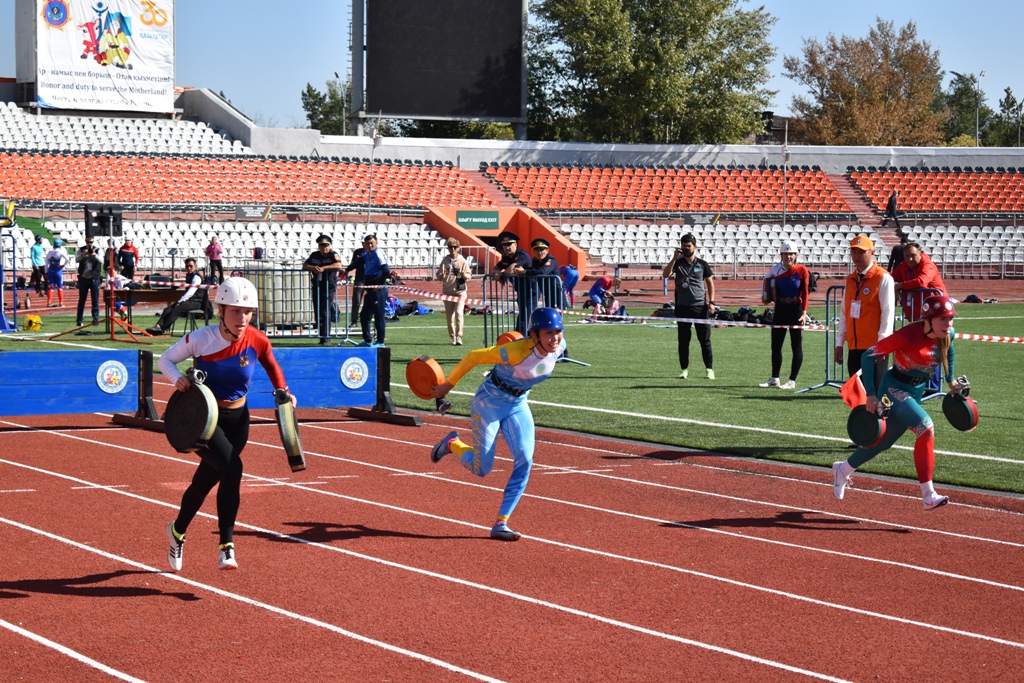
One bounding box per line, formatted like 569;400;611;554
834;235;895;389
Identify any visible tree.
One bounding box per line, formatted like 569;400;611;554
985;87;1021;148
300;77;350;135
942;72;995;146
782;18;944;146
529;0;777;144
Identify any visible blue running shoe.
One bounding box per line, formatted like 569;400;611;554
431;430;458;463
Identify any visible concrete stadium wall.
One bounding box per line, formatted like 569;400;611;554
118;89;1024;174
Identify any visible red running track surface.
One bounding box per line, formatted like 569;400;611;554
1;395;1023;682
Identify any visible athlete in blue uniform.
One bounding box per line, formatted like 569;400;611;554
429;307;565;541
158;277;295;571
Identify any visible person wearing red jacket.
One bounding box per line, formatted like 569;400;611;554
758;242;810;389
117;238;141;281
891;242;947;321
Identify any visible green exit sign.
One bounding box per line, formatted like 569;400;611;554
456;210;499;230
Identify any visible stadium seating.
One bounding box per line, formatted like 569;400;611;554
482;164;853;216
0;101;247;156
848;168;1024;215
0;152;498;210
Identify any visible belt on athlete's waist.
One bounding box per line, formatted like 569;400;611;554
891;368;929;386
776;297;800;304
490;373;527;397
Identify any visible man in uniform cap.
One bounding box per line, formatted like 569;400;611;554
302;234;341;344
511;237;564;310
835;235;894;389
492;231;532;334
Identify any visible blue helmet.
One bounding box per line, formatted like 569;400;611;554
528;307;564;333
53;237;62;246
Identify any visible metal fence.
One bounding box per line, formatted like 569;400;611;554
480;274;564;347
241;266;356;341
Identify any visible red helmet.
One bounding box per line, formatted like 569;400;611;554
921;294;956;319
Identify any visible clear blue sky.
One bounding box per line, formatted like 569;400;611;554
1;1;1021;130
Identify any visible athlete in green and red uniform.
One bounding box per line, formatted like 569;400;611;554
832;295;963;510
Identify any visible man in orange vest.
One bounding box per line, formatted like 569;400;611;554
834;235;895;390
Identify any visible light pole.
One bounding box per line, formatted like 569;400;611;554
951;70;985;146
1017;100;1023;148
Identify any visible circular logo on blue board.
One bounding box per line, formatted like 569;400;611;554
340;358;369;390
96;360;129;394
42;1;71;28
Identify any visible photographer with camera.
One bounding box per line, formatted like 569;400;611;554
436;237;472;346
75;237;103;326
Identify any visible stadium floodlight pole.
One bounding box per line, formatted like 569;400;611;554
951;70;984;147
1017;100;1023;148
781;120;790;227
365;111;383;230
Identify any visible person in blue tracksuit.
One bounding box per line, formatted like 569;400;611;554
359;234;391;346
429;307;565;541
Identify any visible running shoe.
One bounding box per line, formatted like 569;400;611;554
431;431;458;463
780;380;797;390
218;543;238;570
923;493;950;510
832;461;852;501
490;522;522;542
759;378;780;388
706;368;716;380
166;522;184;572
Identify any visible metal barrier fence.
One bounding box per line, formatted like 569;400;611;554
480;274;564;346
795;285;846;394
240;266;354;341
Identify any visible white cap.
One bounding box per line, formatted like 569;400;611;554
780;242;798;255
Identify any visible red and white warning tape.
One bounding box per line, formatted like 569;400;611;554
953;333;1024;344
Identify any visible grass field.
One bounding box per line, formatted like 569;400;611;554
3;299;1022;495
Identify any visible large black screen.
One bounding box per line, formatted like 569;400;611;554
366;0;525;120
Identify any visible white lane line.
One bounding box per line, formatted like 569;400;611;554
1;454;1022;659
410;385;1022;465
0;617;148;683
0;489;36;493
0;517;506;683
0;514;849;682
298;423;1024;548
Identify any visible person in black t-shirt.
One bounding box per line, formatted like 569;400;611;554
302;234;342;345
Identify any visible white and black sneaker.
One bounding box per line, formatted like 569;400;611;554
218;543;238;570
431;431;458;464
166;522;184;572
923;493;950;510
832;462;853;501
759;378;780;388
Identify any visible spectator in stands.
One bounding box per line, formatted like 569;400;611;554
29;234;48;296
512;238;564;310
118;238;140;281
146;258;207;336
891;241;947;321
492;231;532;334
759;242;810;390
584;275;621;319
663;234;716;379
205;235;225;284
887;230;909;272
45;238;69;308
75;237;103;326
344;244;367;328
359;234;391;346
559;263;579;308
302;234;342;345
834;235;895;390
881;190;901;228
103;238;119;278
435;237;472;346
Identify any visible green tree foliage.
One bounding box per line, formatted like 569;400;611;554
529;0;776;144
301;78;351;135
942;73;994;146
783;18;944;146
985;88;1022;148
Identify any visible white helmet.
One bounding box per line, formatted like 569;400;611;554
214;277;258;308
780;241;798;255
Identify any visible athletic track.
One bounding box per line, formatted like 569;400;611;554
2;379;1023;682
